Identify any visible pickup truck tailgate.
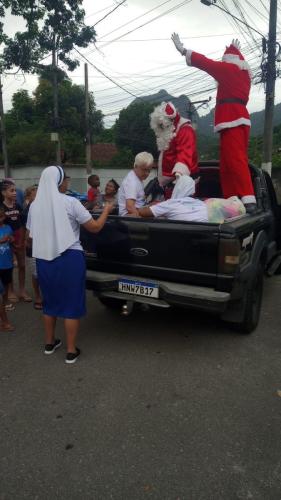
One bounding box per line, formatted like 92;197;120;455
81;216;220;287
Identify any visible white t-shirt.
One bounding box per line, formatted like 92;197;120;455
27;195;92;252
150;198;208;222
118;170;146;216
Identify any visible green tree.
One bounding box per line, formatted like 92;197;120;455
33;77;103;137
95;125;116;144
8;131;56;165
115;102;158;157
8;89;34;125
2;1;96;72
5;76;103;164
2;0;97;163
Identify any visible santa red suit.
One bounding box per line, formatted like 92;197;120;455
172;34;256;208
150;102;199;186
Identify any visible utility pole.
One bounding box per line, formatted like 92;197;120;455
52;40;61;165
0;76;10;177
84;63;92;175
261;0;278;176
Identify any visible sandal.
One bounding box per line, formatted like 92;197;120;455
8;295;19;303
34;302;43;310
19;295;32;303
0;323;14;332
5;303;15;311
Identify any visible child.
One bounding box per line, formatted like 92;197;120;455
0;279;14;331
0;180;31;303
87;174;100;203
23;185;42;309
0;206;14;331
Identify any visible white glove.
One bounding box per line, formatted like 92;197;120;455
231;38;241;50
171;32;186;55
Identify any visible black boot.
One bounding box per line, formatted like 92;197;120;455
244;203;257;215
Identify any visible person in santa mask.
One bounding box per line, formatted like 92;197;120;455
150;101;199;192
171;34;257;214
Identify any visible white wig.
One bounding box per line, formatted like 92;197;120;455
134;151;154;168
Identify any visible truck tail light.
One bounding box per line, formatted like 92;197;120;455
218;239;240;274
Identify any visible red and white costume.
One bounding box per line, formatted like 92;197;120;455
185;43;256;204
150;102;199;186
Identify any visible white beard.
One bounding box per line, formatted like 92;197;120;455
150;114;175;152
155;125;175;152
150;104;178;152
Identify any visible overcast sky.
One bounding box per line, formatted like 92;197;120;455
2;0;281;127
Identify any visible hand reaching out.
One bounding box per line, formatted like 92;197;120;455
231;38;241;50
171;32;186;55
104;201;115;214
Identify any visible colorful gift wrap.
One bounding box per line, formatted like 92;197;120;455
205;196;246;223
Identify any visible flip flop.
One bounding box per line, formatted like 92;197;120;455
34;302;43;310
8;296;19;303
5;303;15;311
19;295;33;303
0;323;14;332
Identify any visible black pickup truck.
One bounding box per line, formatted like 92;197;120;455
81;161;281;333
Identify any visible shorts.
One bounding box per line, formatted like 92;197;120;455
0;268;13;286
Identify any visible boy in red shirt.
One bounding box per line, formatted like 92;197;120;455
87;175;100;203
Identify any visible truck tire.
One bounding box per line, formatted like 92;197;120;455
235;263;264;334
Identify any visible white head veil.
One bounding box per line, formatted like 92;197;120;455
29;166;76;261
172;175;195;199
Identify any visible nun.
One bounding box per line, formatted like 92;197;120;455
26;166;113;364
138;175;208;222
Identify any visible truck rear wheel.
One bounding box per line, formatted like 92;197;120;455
235;263;264;334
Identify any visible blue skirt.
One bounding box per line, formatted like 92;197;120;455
36;249;86;319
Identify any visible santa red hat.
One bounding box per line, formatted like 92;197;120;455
163;102;178;119
223;43;244;62
222;39;251;76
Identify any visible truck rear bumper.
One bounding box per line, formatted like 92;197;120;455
86;270;230;314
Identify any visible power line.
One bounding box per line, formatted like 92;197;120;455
73;47;144;101
87;0;192;56
215;0;264;37
96;33;236;43
98;0;176;41
93;0;127;28
85;3;117;20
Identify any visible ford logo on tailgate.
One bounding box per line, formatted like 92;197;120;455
130;247;149;257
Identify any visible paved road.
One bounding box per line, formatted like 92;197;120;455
1;275;281;500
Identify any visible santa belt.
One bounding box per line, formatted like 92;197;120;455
217;98;247;105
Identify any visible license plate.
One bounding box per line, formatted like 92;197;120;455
118;279;159;298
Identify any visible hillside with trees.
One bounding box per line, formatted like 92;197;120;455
2;75;103;165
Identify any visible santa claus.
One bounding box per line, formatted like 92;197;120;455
171;33;257;214
150;101;199;187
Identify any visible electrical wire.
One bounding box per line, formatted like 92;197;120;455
85;3;117;20
73;47;145;100
86;0;192;56
98;0;176;41
93;0;127;28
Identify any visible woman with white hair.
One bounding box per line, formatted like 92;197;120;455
118;151;154;216
26;166;113;364
138;175;208;222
